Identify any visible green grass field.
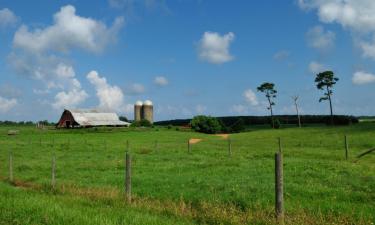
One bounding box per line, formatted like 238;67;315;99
0;124;374;224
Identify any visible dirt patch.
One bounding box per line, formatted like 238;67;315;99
215;134;230;139
189;138;202;144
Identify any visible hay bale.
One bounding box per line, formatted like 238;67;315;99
7;130;19;136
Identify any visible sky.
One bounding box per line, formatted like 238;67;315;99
1;0;375;122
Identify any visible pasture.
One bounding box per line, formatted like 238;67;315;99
0;124;374;225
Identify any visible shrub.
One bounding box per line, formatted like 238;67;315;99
190;115;223;134
231;118;246;133
131;119;152;127
274;119;281;129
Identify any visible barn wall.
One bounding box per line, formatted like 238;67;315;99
57;110;77;128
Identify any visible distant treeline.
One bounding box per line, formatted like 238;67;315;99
155;115;359;127
0;120;55;126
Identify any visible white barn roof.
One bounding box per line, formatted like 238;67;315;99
67;109;130;126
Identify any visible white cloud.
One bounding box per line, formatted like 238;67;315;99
298;0;375;59
87;70;125;112
352;71;375;85
52;89;88;110
0;8;17;28
154;76;168;86
306;25;335;50
0;96;17;113
198;31;235;64
243;89;258;106
308;61;327;74
13;5;124;54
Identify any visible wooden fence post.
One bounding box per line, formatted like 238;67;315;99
125;152;132;202
9;151;13;183
228;138;232;156
345;135;349;160
275;152;284;224
51;153;56;190
188;139;191;153
154;140;158;152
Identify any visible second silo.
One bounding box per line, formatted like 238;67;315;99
134;101;143;122
142;100;153;123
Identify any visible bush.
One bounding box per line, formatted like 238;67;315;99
325;115;358;126
231;118;246;133
273;119;281;129
131;119;152;127
190;115;223;134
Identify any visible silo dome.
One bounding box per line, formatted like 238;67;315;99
135;101;143;106
143;100;153;106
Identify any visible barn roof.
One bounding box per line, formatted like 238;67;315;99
67;109;130;126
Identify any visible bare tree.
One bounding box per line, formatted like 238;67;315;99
292;96;301;128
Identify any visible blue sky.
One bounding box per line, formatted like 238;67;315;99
1;0;375;122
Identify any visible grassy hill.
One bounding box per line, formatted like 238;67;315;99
0;124;374;224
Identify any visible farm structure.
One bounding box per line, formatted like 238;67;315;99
134;100;154;123
56;109;130;128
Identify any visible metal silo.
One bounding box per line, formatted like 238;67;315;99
134;101;143;122
142;100;153;123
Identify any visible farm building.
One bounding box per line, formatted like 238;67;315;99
57;109;130;128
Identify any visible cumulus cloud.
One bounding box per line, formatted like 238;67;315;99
9;5;124;110
13;5;124;54
154;76;168;86
0;8;17;28
309;61;327;74
243;89;259;106
306;25;335;50
0;96;17;113
298;0;375;59
87;70;125;112
52;89;88;110
352;71;375;85
198;31;235;64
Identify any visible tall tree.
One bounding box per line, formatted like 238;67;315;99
314;71;339;125
292;96;301;128
257;82;277;128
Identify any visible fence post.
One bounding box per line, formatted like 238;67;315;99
154;140;158;152
275;152;284;225
51;153;56;190
9;151;13;183
125;152;132;202
278;137;282;153
228;138;232;157
345;135;349;160
188;139;191;153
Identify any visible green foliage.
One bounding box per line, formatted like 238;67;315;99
119;116;128;122
230;118;246;133
315;71;339;102
190;115;223;134
274;119;281;129
257;82;277;108
131;119;152;127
